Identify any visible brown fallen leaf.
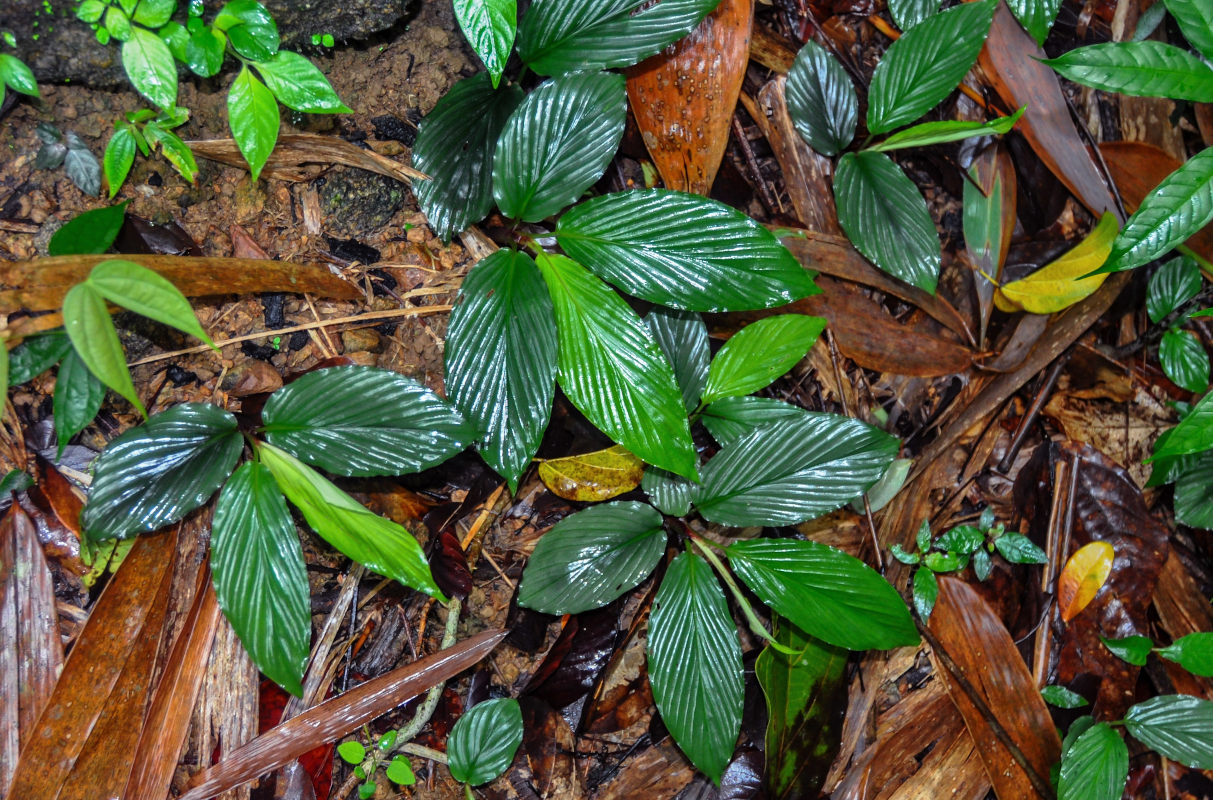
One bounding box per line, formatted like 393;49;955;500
188;133;426;185
537;445;644;502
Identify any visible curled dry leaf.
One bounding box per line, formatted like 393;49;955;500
1058;541;1115;622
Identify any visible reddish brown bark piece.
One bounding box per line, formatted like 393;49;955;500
928;577;1061;800
626;0;753;195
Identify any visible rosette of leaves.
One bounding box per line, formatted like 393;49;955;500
515;310;919;782
33;123;102;197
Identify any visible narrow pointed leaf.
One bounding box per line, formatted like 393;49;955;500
701;314;825;403
785;40;856;156
1147;256;1201;323
62;282;144;416
1008;0;1061;45
211;461;310;697
1163;0;1213;60
262;365;472;477
1099;635;1153;666
82;403;242;539
228;65;279;181
1043;41;1213;103
1058;722;1128;800
121;27;177;109
445;249;556;491
537;445;644;502
447;698;523;786
53;350;106;456
145;125;199;183
644;307;709;412
700;396;814;444
870;107;1024;152
647;551;743;784
518;501;665;614
454;0;517;87
1152;390;1213;459
1160;329;1210;393
493;71;626;222
104;129;137;198
87;259;216;347
254;50;351;113
1124;695;1213;768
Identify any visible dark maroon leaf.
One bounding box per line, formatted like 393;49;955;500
512;697;582;797
676;747;764;800
430;530;472;600
525;601;623;710
116;215;202;256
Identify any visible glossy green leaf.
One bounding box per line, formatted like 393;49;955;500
337;741;366;765
62;282;144;416
53;350;106;457
1043;42;1213;103
517;0;719;76
935;525;985;556
7;331;72;386
0;53;38;97
82;403;242;539
1164;0;1213;60
536;253;697;478
104;5;132;41
212;461;310;697
215;0;280;60
258;442;445;599
1058;722;1128;800
1152;390;1213;459
866;0;996;133
1007;0;1062;45
262;365;472;478
755;618;848;800
254;50;351;113
644;307;709;412
694;414;898;526
648;551;743;784
104;128;137;198
413;74;523;241
1124;695;1213;768
1174;451;1213;529
228;65;280;181
518;501;666;614
385;756;415;785
145;124;200;183
835;151;940;293
185;26;227;77
87;259;216;347
1158;632;1213;677
1101;635;1154;666
77;0;107;23
133;0;175;26
1147;256;1202;323
454;0;517;88
701;315;826;404
445;250;557;491
993;532;1048;564
641;466;696;517
447;698;524;786
493;71;626;222
869;107;1024;152
1042;685;1089;709
557;189;818;312
1161;329;1210;393
889;0;941;30
700;396;813;445
728;538;918;650
48;202;128;256
785;40;856;156
121;27;178;109
64;133;102;197
913;565;938;620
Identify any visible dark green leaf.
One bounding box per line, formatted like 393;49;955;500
694;414;898;527
866;0;996;133
993;532;1048;564
87;259;216;347
453;0;517;88
161;20;191;61
641;466;695;517
48;202;128;256
1124;694;1213;768
700;396;813;445
121;27;178;109
1152;390;1213;459
262;365;472;478
869;108;1024;152
557;189;817;312
1164;0;1213;60
835;151;940;293
517;0;720;76
258;442;445;599
1174;451;1213;528
445;250;557;491
493;71;626;222
1058;722;1128;800
254;50;351;113
1147;256;1202;323
536;253;697;478
1043;41;1213;103
1158;632;1213;677
63;134;102;197
413;73;523;241
211;461;310;696
104;129;137;198
34;141;67;170
1007;0;1062;45
8;331;72;386
82;403;242;539
701;315;826;404
228;65;280;181
1101;635;1153;666
889;0;941;30
448;698;523;786
648;550;743;783
62;282;144;415
934;525;985;555
215;0;280;60
1160;329;1210;393
727;537;918;650
1043;685;1089;709
0;53;38;96
133;0;175;26
785;40;856;156
518;501;665;614
0;470;33;496
644;308;709;412
913;566;938;620
53;350;106;457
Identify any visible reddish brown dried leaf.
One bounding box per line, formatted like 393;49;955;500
510;697;585;798
23;458;87;576
187;134;426;185
229;224;272;260
526;602;622;710
431;530;473;600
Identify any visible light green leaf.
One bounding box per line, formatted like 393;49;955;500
1160;328;1210;393
644;308;709;412
785;40;856;156
454;0;517;88
77;0;107;23
1124;694;1213;768
185;26;227;77
701;315;826;404
337;741;366;765
913;566;938;620
700;396;813;445
105;5;132;41
228;65;280;181
104;128;137;198
1101;635;1154;666
215;0;280;60
62;282;144;416
212;461;310;697
53;350;106;457
556;189;818;312
87;259;216;348
49;202;128;256
447;698;524;786
1174;451;1213;529
1158;632;1213;676
1152;390;1213;460
536;253;697;479
870;108;1024;152
1007;0;1062;45
254;50;351;113
647;551;743;784
7;331;72;386
493;71;626;222
1147;255;1202;323
1044;41;1213;103
1042;685;1089;709
385;756;415;785
1164;0;1213;60
0;53;38;97
121;27;178;109
1058;721;1128;800
145;124;200;183
133;0;175;27
0;340;7;402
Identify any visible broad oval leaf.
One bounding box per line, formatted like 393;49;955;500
1100;635;1153;666
866;0;996;133
1164;0;1213;61
49;201;128;256
1058;722;1128;800
914;566;939;620
869;108;1024;152
700;396;813;445
447;698;524;786
413;74;524;242
132;0;175;27
258;442;445;599
445;249;557;491
1041;685;1089;709
454;0;517;88
834;151;940;293
1058;541;1115;622
87;259;216;347
889;0;941;30
53;350;106;456
0;53;38;96
1158;632;1213;677
701;314;826;404
1008;0;1061;46
727;538;918;650
228;65;280;181
82;403;242;539
262;365;472;478
254;50;351;113
537;445;644;502
641;466;696;517
785;40;856;157
693;414;898;527
64;135;102;197
215;0;280;60
645;307;709;412
1124;695;1213;768
211;461;310;697
8;330;72;386
557;189;818;312
1160;329;1210;393
1147;256;1201;323
536;253;697;478
493;71;626;222
994;211;1117;314
121;27;178;109
1152;390;1213;459
62;282;145;416
1174;451;1213;529
1043;41;1213;103
518;500;665;614
517;0;720;76
647;550;743;783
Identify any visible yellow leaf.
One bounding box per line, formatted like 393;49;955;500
995;212;1118;314
1058;540;1115;622
537;445;644;502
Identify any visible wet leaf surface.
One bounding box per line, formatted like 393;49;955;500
537;444;645;502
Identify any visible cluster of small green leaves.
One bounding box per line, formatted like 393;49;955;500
785;0;1023;294
1146;255;1210;394
891;509;1047;619
337;730;416;798
75;0;350;194
1101;631;1213;675
33;122;103;197
0;30;39;105
1147;385;1213;529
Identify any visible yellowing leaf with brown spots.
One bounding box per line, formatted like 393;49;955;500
1058;540;1115;622
994;212;1118;314
537;445;644;502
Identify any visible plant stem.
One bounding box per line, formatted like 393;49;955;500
689;537;798;656
1177;244;1213;276
398;743;449;764
394;597;462;745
